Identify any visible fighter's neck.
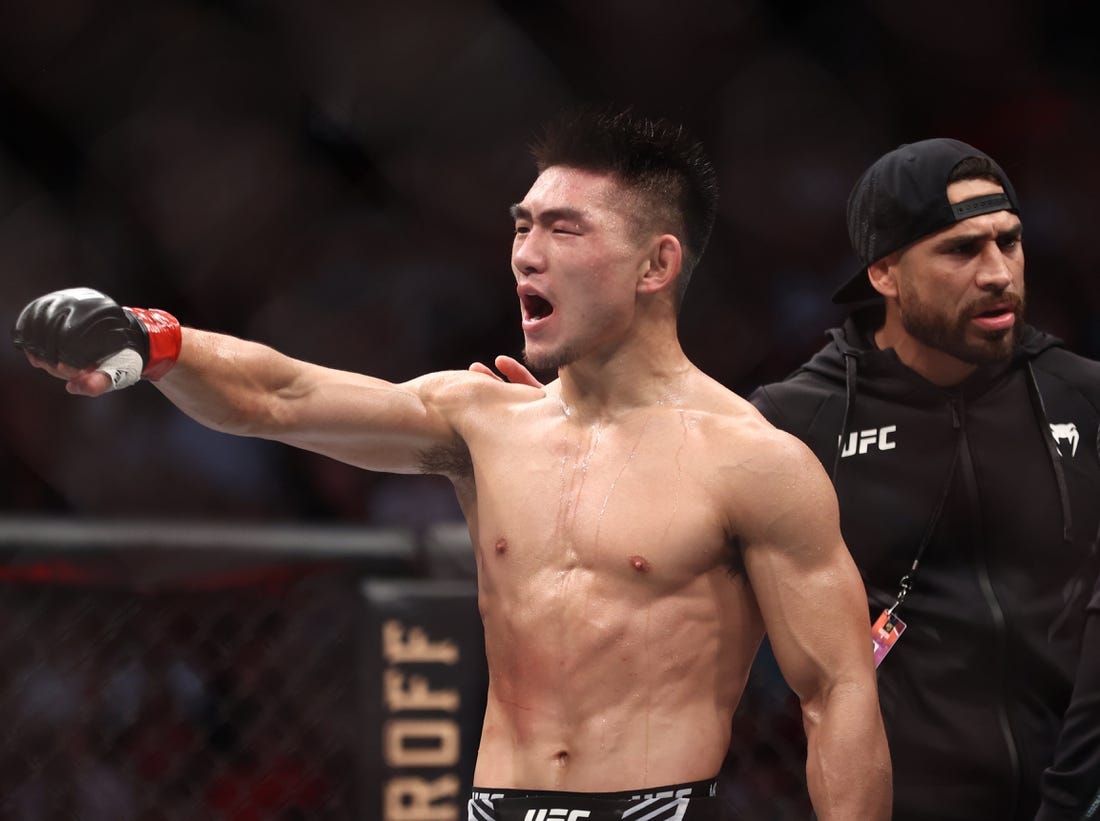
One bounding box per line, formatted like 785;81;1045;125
555;338;695;420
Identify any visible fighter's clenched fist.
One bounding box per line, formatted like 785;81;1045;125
12;287;181;394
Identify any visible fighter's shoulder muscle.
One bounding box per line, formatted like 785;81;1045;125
401;369;549;436
396;371;547;479
694;383;840;550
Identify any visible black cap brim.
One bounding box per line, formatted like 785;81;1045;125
832;268;881;304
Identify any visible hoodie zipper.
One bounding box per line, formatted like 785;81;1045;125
952;394;1022;818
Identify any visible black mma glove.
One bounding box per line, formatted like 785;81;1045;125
12;287;181;389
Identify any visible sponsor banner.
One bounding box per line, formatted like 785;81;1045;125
361;580;487;821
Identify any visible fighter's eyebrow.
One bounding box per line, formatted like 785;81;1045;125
509;204;588;226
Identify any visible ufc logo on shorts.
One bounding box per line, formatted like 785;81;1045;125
523;810;592;821
839;425;896;458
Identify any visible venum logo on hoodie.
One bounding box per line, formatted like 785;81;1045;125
838;426;897;458
1049;422;1079;457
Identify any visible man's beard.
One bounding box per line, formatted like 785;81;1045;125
899;288;1025;366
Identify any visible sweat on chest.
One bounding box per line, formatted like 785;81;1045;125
479;414;701;514
470;410;727;578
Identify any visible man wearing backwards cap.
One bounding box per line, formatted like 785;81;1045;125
750;138;1100;820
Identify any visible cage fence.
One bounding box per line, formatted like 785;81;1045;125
0;519;811;821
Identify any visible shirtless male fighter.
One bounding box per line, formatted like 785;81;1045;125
12;108;890;821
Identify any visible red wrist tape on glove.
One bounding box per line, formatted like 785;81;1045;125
125;307;182;380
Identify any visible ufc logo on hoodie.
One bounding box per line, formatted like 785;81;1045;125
838;426;897;458
522;811;592;821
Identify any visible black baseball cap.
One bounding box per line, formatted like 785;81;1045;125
833;138;1021;304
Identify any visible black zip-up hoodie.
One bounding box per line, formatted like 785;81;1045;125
750;306;1100;821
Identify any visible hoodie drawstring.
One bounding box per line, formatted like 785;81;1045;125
831;351;859;481
831;349;962;619
1025;362;1074;543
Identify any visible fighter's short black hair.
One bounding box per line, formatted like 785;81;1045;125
531;106;719;304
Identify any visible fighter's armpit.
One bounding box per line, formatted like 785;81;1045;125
419;438;473;479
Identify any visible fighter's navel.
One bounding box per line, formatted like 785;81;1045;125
629;554;650;572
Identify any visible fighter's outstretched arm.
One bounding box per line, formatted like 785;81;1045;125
13;288;467;475
736;429;892;821
161;329;470;473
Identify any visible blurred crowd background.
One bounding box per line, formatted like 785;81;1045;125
3;0;1097;526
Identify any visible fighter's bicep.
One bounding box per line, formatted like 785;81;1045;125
746;534;869;702
734;438;870;699
270;368;468;473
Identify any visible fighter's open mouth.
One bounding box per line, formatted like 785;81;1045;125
523;293;553;321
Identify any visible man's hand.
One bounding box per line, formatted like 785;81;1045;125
468;355;543;387
12;287;181;394
24;353;116;397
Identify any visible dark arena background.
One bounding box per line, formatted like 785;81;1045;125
1;2;1097;819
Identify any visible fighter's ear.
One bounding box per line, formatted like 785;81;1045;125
637;234;682;295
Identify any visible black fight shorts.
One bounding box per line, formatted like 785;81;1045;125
467;778;722;821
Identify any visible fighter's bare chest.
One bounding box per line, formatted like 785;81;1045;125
466;411;729;573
